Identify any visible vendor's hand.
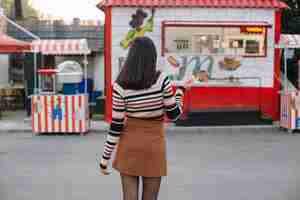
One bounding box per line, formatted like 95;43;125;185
99;158;112;175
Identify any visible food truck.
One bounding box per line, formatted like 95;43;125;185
98;0;288;124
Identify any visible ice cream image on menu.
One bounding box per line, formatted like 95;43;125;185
167;56;180;68
166;56;213;82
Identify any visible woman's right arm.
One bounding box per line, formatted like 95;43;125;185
162;76;185;121
100;83;125;171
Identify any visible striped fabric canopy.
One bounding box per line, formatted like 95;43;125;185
0;32;31;53
277;34;300;49
98;0;288;9
31;39;91;55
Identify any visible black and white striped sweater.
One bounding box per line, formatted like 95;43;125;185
102;73;185;161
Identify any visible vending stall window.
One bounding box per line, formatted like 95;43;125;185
162;21;270;84
162;22;268;57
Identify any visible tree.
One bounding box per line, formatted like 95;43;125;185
0;0;39;19
0;0;13;16
14;0;23;20
22;0;39;19
281;0;300;33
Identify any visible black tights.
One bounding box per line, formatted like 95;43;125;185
120;173;161;200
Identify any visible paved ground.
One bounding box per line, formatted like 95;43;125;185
0;111;109;133
0;128;299;200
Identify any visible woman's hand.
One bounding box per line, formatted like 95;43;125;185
183;79;193;90
99;158;112;175
177;79;193;93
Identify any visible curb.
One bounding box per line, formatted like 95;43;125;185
0;122;280;134
0;129;109;134
166;124;280;134
166;123;278;130
0;120;110;134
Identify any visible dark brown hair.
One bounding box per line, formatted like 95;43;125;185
116;37;161;90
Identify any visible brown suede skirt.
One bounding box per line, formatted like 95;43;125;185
112;117;167;177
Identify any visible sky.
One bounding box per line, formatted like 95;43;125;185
30;0;104;22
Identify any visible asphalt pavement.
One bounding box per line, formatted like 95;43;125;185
0;128;299;200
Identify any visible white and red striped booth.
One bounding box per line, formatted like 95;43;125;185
31;39;91;134
277;34;300;131
280;92;300;130
32;95;89;133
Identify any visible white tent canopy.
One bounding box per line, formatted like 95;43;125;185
276;34;300;49
31;39;91;55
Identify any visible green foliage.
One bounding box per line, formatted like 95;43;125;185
23;1;39;18
281;0;300;33
0;0;13;16
0;0;39;19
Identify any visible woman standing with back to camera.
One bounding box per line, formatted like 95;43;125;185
99;36;190;200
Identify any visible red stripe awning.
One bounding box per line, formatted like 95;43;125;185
98;0;288;9
0;32;31;53
163;21;272;27
37;69;58;75
31;39;91;55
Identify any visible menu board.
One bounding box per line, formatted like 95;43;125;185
164;26;266;57
163;26;268;86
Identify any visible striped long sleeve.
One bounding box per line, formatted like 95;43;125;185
102;83;125;161
162;76;185;121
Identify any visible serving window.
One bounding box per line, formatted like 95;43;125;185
162;23;268;57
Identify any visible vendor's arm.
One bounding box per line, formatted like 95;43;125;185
162;74;185;121
101;83;125;164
